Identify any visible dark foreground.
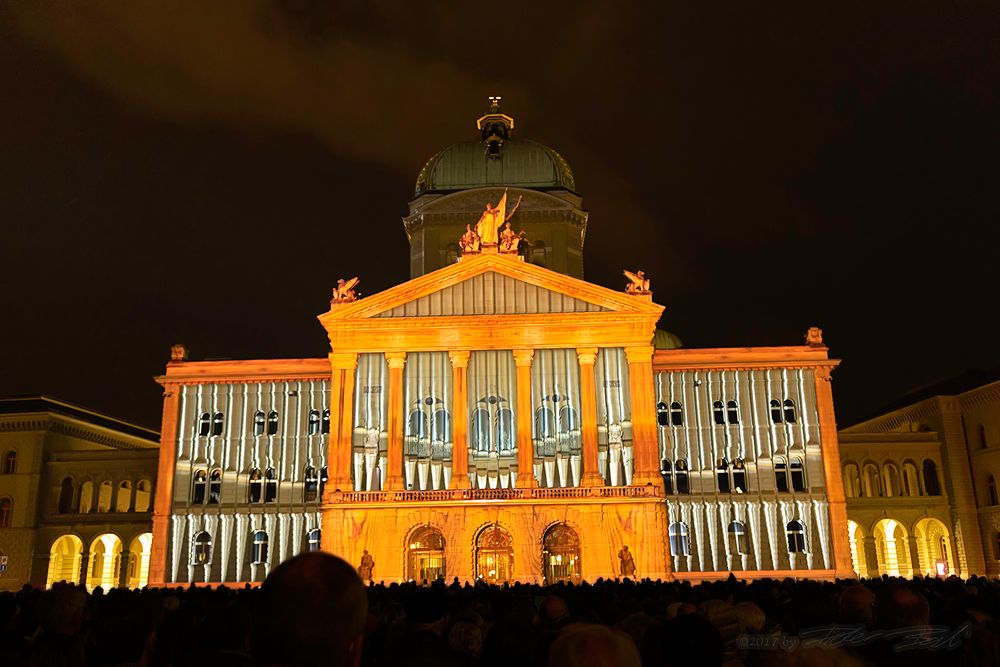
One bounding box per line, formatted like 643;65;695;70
1;558;998;667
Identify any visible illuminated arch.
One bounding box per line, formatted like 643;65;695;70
47;534;84;587
87;533;124;590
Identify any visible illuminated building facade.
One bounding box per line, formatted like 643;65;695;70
150;102;853;586
839;371;1000;577
0;397;158;592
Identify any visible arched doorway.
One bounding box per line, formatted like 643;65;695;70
47;535;83;587
87;533;123;590
476;524;513;583
126;533;153;588
872;519;911;577
913;518;952;576
406;526;446;583
542;524;581;583
847;520;867;576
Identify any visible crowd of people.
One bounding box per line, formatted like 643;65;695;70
1;553;998;667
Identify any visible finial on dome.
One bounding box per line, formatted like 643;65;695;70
477;96;515;159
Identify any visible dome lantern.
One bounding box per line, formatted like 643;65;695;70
476;96;515;159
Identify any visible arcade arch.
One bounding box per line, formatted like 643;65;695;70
47;535;83;587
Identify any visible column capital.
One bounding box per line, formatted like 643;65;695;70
449;350;471;368
576;347;598;367
512;349;534;367
385;351;407;370
624;346;655;364
329;352;359;371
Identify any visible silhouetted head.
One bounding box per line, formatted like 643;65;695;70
838;584;876;625
875;581;930;629
252;552;367;667
549;623;641;667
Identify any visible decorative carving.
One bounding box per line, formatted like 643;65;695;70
618;544;636;578
623;270;651;294
477;524;512;549
170;344;188;362
543;524;580;550
331;277;360;304
358;549;374;582
806;326;824;347
475;190;522;246
499;222;528;253
459;224;481;255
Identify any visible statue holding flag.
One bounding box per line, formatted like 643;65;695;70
475;190;522;246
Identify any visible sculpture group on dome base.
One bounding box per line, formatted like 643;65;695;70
460;190;526;258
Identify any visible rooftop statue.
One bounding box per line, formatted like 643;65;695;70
623;269;651;294
459;224;482;255
475;190;522;246
331;277;360;304
499;221;527;253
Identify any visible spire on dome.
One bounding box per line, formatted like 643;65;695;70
476;96;515;158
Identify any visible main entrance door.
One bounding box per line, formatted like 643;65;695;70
476;524;513;583
407;526;446;582
542;523;581;583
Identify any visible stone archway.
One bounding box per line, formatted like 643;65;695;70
87;533;123;590
475;524;513;583
126;533;153;588
47;535;83;587
847;520;867;577
872;519;911;577
542;523;581;583
913;518;952;576
406;526;446;583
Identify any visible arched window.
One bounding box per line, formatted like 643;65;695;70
656;402;670;427
264;467;277;503
212;412;224;437
267;411;279;436
661;459;673;494
728;521;748;555
774;458;788;492
135;480;152;512
472;408;491;453
248;468;263;503
843;463;862;498
733;458;747;493
883;462;901;497
115;480;132;512
863;463;882;497
319;466;328;497
923;460;941;496
713;401;725;425
987;476;998;506
783;399;796;423
726;401;739;424
675;459;689;494
0;498;11;528
669;522;690;556
535;407;556;439
97;480;113;512
980;425;988;449
253;411;265;437
251;530;268;564
321;409;331;435
304;466;319;502
79;480;94;514
717;458;731;493
670;401;683;426
192;531;212;565
433;410;452;442
58;477;74;514
786;520;806;553
496;408;514;452
208;470;222;504
307;528;322;552
407;409;427;439
790;458;806;492
3;450;16;474
308;410;320;436
198;413;211;437
769;400;782;424
902;461;920;496
192;470;207;504
557;406;577;434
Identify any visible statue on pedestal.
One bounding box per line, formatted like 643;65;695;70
499;221;527;253
475;190;522;246
623;270;651;294
618;545;636;578
358;549;375;582
459;224;482;254
331;277;360;304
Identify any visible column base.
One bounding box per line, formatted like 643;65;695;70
515;477;538;489
582;471;605;487
630;472;662;488
450;475;471;489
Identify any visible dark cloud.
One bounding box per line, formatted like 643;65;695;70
2;2;999;428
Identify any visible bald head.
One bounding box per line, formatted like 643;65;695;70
252;552;367;667
838;584;875;625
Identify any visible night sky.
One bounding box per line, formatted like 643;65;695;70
2;2;998;431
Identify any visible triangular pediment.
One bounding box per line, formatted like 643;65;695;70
321;253;663;322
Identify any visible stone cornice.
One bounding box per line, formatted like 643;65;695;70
0;415;158;450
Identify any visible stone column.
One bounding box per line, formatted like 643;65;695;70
449;351;471;489
862;536;880;578
384;353;407;491
513;349;537;488
624;346;659;486
79;550;90;588
813;365;856;578
577;347;603;486
149;383;181;587
327;352;359;491
906;535;921;576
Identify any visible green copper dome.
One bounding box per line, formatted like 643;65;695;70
415;139;576;196
652;328;683;350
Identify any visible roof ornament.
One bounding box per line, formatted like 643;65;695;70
477;95;514;158
461;190;524;258
170;344;188;362
805;326;824;347
331;277;360;305
623;270;651;295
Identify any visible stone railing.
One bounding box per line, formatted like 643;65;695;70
330;484;659;504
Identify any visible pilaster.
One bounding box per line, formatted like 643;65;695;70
385;353;407;491
513;349;537;488
327;352;359;491
813;364;856;578
149;383;180;587
449;351;471;489
576;347;603;486
625;346;659;486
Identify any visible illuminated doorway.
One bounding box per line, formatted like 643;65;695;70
126;533;153;588
542;523;581;583
476;524;513;583
406;526;446;583
47;535;83;587
87;533;123;590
